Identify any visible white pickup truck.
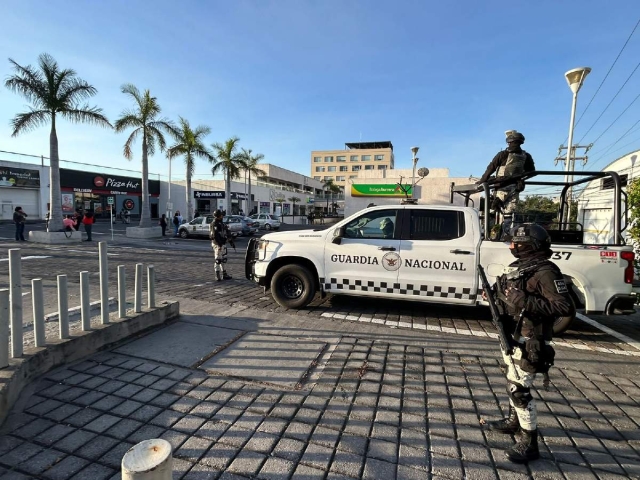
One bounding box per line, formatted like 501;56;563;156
245;203;636;333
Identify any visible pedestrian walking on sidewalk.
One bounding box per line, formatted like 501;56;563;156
172;212;180;236
159;213;168;236
209;209;232;281
13;206;27;241
82;211;95;241
486;224;574;463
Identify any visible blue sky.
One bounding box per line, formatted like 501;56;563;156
1;1;639;186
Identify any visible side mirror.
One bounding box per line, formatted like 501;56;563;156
332;227;345;245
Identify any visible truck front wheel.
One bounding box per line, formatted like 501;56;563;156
271;264;316;309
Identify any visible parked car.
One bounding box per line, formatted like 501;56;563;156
224;215;257;236
178;215;240;239
249;213;281;231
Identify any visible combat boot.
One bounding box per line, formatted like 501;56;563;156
222;271;233;280
505;428;539;463
488;406;520;434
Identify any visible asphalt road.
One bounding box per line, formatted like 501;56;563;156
1;218;640;361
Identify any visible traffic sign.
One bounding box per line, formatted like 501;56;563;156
107;197;114;205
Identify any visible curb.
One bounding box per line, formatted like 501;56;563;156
0;301;180;426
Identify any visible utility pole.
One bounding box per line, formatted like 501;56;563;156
555;143;593;224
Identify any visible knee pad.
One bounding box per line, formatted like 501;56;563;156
215;259;222;265
507;382;532;409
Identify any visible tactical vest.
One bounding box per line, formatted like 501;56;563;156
496;150;527;178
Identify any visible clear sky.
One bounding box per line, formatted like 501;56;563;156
1;1;639;186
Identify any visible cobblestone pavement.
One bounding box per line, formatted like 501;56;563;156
2;240;639;357
1;300;639;479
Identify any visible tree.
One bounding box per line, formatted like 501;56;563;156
288;196;301;224
4;53;111;232
626;178;640;276
323;179;341;213
274;195;285;219
115;84;175;228
239;148;266;215
167;117;213;221
211;137;243;214
514;195;577;227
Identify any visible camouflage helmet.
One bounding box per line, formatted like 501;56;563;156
506;132;525;145
509;223;551;251
214;209;223;218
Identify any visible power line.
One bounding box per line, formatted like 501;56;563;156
589;92;640;146
588;119;640;168
574;17;640;129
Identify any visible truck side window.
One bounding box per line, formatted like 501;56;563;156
205;216;213;224
344;209;398;239
409;210;465;240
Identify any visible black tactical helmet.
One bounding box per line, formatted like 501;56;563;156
506;132;525;145
509;223;551;251
214;209;223;218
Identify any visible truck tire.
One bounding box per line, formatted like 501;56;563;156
271;264;316;309
553;297;576;335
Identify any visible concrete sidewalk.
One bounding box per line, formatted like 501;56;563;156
0;299;639;479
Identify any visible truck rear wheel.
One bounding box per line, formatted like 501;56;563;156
553;297;576;335
271;264;316;309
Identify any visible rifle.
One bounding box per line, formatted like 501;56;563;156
478;264;520;380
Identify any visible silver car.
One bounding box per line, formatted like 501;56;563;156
223;216;245;236
250;213;281;231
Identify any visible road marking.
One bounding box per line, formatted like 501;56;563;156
576;312;640;352
0;255;52;261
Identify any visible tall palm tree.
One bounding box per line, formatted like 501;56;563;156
4;53;111;232
288;196;301;224
114;84;175;228
211;137;243;214
239;148;266;215
323;178;341;213
167;117;213;221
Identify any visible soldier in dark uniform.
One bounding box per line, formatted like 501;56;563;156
487;223;574;463
479;131;536;236
209;210;232;281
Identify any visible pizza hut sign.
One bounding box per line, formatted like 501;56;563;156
94;176;139;189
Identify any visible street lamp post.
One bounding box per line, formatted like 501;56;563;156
563;67;591;226
411;146;419;200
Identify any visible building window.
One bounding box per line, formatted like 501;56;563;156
374;154;384;161
365;165;374;170
328;166;337;172
352;165;361;171
314;176;321;180
315;166;325;172
377;165;387;170
361;155;371;161
324;156;334;162
350;155;359;162
324;176;333;181
336;176;346;182
313;156;322;163
601;174;628;190
349;175;358;179
336;156;346;162
339;166;348;172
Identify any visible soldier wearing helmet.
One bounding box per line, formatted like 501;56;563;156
479;131;536;236
209;209;232;281
486;223;574;463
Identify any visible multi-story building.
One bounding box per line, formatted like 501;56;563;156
310;141;394;189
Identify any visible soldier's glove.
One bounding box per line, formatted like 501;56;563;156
503;287;526;309
525;338;541;364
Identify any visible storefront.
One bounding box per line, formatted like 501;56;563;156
60;169;160;219
0;164;42;220
193;191;253;215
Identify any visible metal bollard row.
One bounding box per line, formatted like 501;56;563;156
0;243;157;366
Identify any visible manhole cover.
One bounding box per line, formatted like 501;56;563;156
199;332;326;389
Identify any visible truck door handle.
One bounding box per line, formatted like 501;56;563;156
450;249;472;255
378;246;396;251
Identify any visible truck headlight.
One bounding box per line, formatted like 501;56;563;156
258;239;269;260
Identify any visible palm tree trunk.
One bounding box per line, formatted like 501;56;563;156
225;169;231;215
48;115;63;232
139;137;151;228
186;158;193;221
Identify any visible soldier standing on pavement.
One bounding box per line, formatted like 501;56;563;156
210;209;232;281
486;224;574;463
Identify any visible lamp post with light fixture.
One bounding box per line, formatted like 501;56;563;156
563;67;591;226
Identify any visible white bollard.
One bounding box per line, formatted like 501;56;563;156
9;249;22;358
80;271;91;331
134;264;143;313
118;265;127;318
147;265;155;309
32;279;45;347
57;275;69;340
122;438;173;480
99;242;109;324
0;289;9;368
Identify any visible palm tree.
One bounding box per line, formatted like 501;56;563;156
288;196;301;224
211;137;243;214
323;179;341;213
4;53;111;232
114;84;175;228
239;148;266;215
167;117;213;221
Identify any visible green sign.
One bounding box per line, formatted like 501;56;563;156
350;184;412;197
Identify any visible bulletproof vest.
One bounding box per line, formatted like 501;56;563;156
496;150;527;178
